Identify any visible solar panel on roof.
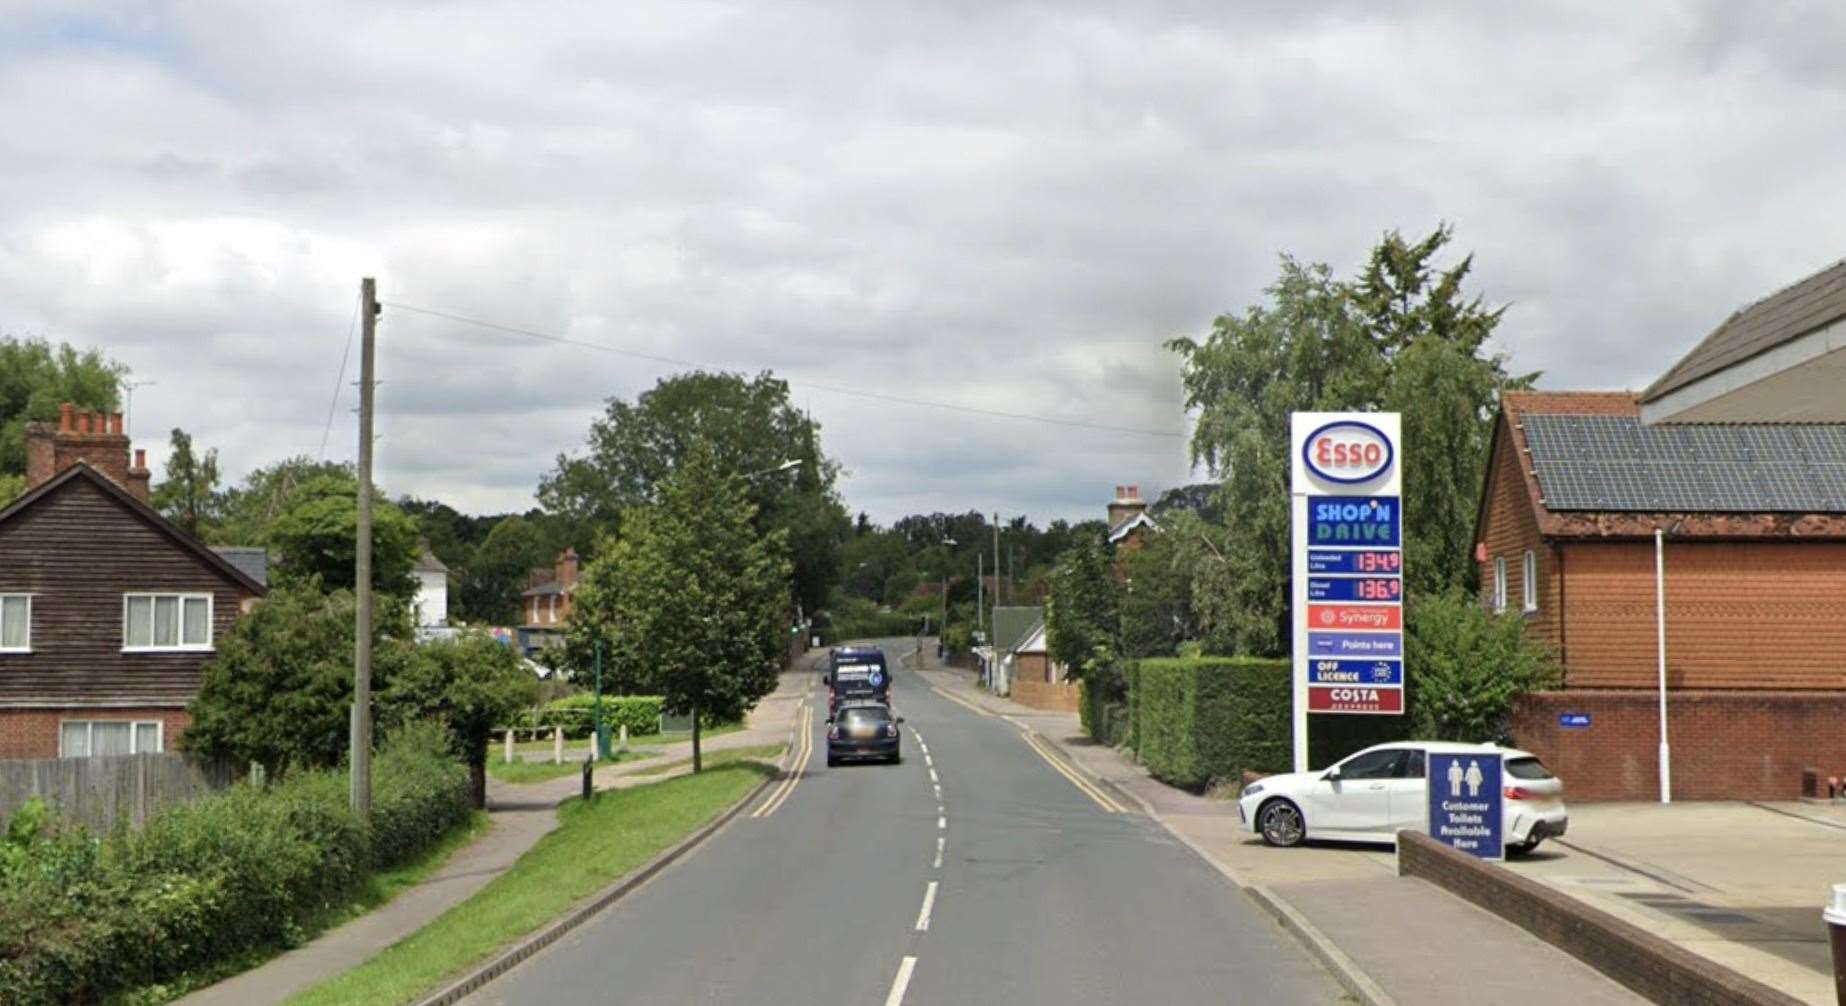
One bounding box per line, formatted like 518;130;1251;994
1523;414;1846;513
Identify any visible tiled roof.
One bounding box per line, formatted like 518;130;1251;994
1492;391;1846;538
1644;258;1846;402
209;546;270;587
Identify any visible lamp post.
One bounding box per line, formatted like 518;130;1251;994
593;639;607;762
940;538;958;649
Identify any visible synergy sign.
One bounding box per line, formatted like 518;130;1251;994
1290;412;1404;771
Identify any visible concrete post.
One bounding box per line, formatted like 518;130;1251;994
553;726;564;765
618;723;629;753
503;728;514;764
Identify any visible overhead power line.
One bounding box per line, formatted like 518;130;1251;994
381;300;1185;440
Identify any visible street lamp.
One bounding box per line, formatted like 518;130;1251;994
744;458;804;481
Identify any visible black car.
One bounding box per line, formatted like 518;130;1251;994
827;702;903;766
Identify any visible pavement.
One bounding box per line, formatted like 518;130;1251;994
1508;800;1845;1005
461;638;1342;1005
179;668;811;1006
914;660;1652;1006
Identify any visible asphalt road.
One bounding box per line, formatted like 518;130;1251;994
463;639;1340;1005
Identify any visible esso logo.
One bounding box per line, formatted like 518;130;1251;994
1303;420;1393;484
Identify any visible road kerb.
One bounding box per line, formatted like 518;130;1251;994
410;679;813;1006
1021;724;1397;1006
1245;885;1398;1006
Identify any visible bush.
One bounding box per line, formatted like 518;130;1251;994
1078;663;1131;748
0;723;473;1005
1134;657;1292;790
527;694;664;738
1404;591;1562;742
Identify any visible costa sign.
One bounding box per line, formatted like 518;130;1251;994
1301;420;1394;485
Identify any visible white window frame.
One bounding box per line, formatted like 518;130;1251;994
59;719;164;758
122;592;215;652
1522;550;1539;613
1493;556;1508;612
0;593;32;653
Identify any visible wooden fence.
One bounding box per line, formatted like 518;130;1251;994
0;753;238;832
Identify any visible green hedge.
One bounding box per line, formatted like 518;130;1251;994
0;723;472;1005
1129;658;1414;789
528;695;664;739
1078;666;1132;748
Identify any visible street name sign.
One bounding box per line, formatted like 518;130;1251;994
1291;413;1405;771
1426;752;1504;860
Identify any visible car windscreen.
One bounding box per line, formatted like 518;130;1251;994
1504;756;1553;780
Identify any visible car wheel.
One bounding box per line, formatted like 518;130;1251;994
826;754;838;767
1508;837;1542;858
1258;799;1306;848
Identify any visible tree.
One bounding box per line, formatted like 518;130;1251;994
539;370;846;617
383;632;537;807
268;472;420;598
1044;534;1118;681
183;582;413;772
212;455;355;547
0;473;23;506
1118;517;1205;659
455;514;555;624
1403;592;1561;741
563;441;792;772
0;336;123;478
1170;226;1530;654
151;428;222;537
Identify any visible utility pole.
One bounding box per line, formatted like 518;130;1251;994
351;277;379;819
594;639;607;761
992;512;1001;614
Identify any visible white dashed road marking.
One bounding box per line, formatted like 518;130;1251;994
884;956;917;1006
914;881;938;931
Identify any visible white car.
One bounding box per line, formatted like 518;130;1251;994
1236;741;1568;856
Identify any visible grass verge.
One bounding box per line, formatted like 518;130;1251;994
624;721;745;746
125;810;493;1005
487;749;654;784
284;761;776;1006
623;744;787;777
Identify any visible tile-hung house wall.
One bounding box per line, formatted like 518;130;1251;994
0;406;265;759
1473;391;1846;800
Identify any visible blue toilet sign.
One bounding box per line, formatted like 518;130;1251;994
1426;752;1504;860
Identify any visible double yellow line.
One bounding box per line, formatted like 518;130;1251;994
754;703;813;818
1019;728;1129;813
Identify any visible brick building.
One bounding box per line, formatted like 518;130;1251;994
0;406;266;759
1475;390;1846;800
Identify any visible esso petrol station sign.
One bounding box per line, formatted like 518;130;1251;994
1290;412;1404;772
1301;420;1395;484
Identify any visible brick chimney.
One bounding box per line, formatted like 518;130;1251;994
24;402;148;502
557;547;580;590
1107;484;1147;528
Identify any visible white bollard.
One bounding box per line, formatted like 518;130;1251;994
504;728;514;764
553;726;564;765
618;723;628;753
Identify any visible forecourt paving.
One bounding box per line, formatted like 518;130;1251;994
463;639;1339;1005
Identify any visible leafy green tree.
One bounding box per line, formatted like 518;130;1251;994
563;441;791;772
1404;592;1562;741
0;336;123;477
1044;535;1119;681
151;428;222;537
540;370;846;616
383;631;537;807
0;473;23;506
212;455;355;547
1118;517;1206;659
1170;226;1530;653
183;581;413;772
455;514;555;624
268;472;420;598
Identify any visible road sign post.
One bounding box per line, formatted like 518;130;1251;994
1426;752;1504;860
1291;413;1404;772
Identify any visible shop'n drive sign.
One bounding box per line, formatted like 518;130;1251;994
1290;413;1404;771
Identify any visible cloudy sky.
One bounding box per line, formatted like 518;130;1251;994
3;2;1842;524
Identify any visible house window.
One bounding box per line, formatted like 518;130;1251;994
60;720;163;758
1493;556;1508;612
0;594;30;652
123;593;213;651
547;594;557;623
1522;550;1538;612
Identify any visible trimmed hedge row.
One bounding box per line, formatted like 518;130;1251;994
1078;667;1132;749
1128;658;1412;790
0;722;473;1005
528;694;664;739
